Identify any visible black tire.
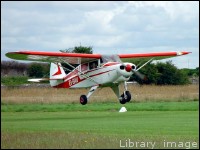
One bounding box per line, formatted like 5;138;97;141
125;91;131;102
120;91;131;104
119;97;126;104
80;95;87;105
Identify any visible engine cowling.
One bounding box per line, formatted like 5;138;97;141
117;63;136;78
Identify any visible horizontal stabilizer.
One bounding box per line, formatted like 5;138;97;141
28;78;63;82
28;78;49;82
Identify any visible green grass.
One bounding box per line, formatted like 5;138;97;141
1;111;199;149
1;76;29;86
1;101;199;149
1;101;199;112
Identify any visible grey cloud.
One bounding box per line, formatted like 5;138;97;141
1;1;199;68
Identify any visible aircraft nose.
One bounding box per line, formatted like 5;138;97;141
125;64;132;72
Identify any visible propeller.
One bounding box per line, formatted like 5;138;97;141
131;64;147;80
132;69;147;80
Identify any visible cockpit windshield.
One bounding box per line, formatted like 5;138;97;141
101;55;121;63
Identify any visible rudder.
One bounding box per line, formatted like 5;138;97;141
50;63;66;86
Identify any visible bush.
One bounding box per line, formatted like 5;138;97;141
27;63;44;78
131;61;190;85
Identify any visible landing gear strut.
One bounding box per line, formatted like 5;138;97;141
80;85;98;105
111;82;132;105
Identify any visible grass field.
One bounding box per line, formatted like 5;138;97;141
1;102;199;149
1;85;199;149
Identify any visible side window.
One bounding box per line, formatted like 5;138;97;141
89;61;98;70
81;63;88;72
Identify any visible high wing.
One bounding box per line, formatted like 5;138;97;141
6;50;191;64
6;50;101;64
118;51;191;64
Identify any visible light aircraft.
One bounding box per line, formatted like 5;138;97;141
6;50;191;105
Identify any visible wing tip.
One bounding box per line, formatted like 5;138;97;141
177;51;192;56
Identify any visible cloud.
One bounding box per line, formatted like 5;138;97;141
1;1;199;68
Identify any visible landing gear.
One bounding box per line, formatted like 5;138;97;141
80;95;87;105
80;85;99;105
119;91;131;104
111;82;132;105
119;81;132;104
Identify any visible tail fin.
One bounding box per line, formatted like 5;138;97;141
50;62;66;86
28;63;66;86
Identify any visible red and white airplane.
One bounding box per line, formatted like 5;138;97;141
6;50;190;105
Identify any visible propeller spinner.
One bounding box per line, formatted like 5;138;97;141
119;63;146;80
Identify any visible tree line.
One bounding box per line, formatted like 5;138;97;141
131;61;198;85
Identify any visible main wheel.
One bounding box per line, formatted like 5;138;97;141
119;91;131;104
119;97;126;104
124;91;131;102
80;95;87;105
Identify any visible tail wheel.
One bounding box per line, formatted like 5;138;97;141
80;95;87;105
119;91;131;104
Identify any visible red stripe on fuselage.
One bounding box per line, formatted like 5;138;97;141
53;69;115;88
63;64;118;81
64;69;78;80
103;62;120;67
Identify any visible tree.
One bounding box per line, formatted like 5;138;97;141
27;63;44;78
73;46;93;54
156;61;176;85
131;63;159;84
195;67;199;76
156;61;189;85
59;45;93;54
174;69;190;85
180;67;199;77
130;61;190;85
59;45;93;74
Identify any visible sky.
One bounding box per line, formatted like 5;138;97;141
1;1;199;69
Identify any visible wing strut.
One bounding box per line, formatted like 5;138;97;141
131;58;154;80
136;57;154;71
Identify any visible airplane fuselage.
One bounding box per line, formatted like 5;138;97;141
52;62;134;88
